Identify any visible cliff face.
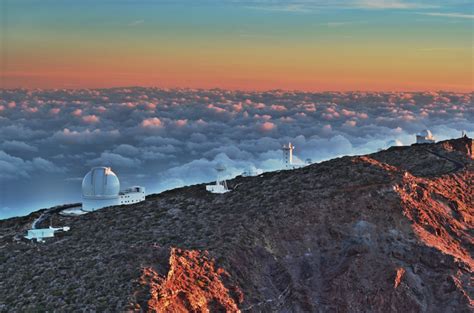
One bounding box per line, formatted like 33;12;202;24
134;248;243;312
0;137;472;312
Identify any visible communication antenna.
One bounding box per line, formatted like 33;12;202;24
206;163;230;193
282;142;295;169
215;163;228;190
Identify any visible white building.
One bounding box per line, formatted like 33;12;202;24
282;142;295;168
119;186;146;205
25;226;70;243
282;142;306;170
416;129;435;144
82;167;145;211
206;164;230;194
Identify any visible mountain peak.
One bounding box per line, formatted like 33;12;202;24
1;138;472;312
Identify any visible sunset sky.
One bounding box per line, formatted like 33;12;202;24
1;0;473;91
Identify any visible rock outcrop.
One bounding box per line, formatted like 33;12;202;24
0;137;472;312
134;248;243;312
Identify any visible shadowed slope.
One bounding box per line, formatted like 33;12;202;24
0;137;472;312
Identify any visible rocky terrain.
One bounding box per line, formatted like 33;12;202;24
0;137;473;312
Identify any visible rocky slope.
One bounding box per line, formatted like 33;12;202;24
0;137;472;312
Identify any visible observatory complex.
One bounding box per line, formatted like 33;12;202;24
82;167;145;211
206;164;230;194
416;129;436;144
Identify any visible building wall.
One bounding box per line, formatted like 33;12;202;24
82;187;145;210
82;197;120;212
119;191;145;205
26;229;55;239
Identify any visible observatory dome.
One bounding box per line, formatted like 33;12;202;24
418;129;433;138
82;167;120;199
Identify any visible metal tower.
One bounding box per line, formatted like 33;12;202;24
282;142;295;169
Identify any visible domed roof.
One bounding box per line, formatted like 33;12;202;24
418;129;433;138
82;167;120;199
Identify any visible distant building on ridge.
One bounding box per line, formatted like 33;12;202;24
82;167;145;211
416;129;435;144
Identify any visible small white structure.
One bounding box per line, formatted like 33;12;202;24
206;164;230;194
82;167;145;211
416;129;435;144
282;142;295;169
25;226;70;243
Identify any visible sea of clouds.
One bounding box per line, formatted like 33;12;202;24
0;88;472;218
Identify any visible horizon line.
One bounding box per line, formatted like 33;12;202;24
1;86;473;94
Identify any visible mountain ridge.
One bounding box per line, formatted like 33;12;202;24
1;137;473;312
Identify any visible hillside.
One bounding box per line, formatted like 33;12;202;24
0;137;473;312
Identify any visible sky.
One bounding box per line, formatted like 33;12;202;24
0;1;472;219
0;88;472;219
1;0;473;91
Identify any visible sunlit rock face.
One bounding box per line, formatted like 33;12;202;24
0;137;472;312
134;248;243;312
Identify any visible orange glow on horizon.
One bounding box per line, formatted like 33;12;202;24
2;2;472;92
2;68;472;92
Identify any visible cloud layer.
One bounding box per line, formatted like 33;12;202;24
0;88;472;218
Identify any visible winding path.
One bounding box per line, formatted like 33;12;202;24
31;203;81;229
422;148;465;174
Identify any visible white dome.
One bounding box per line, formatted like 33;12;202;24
418;129;433;138
82;167;120;199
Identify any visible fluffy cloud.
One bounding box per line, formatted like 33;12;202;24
50;128;120;145
0;151;64;180
0;88;471;218
1;140;38;153
141;117;163;128
82;115;100;124
87;152;141;168
260;121;277;132
72;109;83;116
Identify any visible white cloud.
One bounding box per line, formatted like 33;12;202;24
245;4;313;13
356;0;438;9
244;0;439;12
0;87;472;218
1;140;38;153
87;152;141;168
417;12;474;19
82;115;100;124
141;117;163;128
